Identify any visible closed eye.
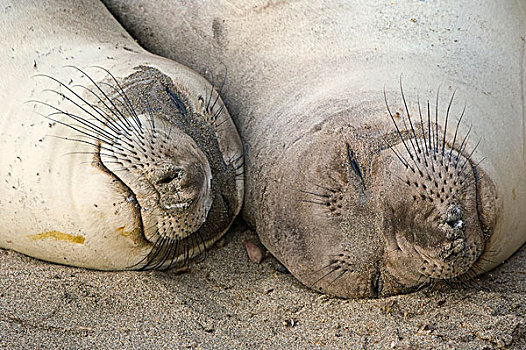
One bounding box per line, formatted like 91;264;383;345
346;143;366;190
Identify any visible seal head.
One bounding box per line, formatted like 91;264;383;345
34;65;244;270
258;88;497;298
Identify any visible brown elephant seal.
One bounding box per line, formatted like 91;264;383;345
103;0;525;298
0;0;244;270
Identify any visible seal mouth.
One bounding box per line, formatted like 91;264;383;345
162;202;192;210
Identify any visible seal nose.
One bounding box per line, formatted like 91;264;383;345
156;166;185;185
439;203;464;240
153;162;207;212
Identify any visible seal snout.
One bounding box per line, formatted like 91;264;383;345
438;204;465;251
98;112;214;243
380;134;486;288
153;161;210;213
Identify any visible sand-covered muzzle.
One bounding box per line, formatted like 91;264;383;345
97;111;214;270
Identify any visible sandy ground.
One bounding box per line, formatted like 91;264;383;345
0;219;524;349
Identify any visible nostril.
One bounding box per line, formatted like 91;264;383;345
444;204;463;228
157;175;177;184
446;219;463;229
446;219;456;228
156;167;185;185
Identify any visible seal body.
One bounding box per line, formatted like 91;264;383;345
104;0;525;297
0;0;244;270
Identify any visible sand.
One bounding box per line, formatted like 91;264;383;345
0;220;524;349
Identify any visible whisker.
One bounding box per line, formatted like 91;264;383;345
63;66;144;139
209;69;227;113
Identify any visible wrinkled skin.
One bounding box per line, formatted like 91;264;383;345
103;0;525;297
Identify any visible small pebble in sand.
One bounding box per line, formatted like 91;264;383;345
282;319;296;327
245;240;263;263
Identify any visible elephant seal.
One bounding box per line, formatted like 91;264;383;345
0;0;244;270
103;0;526;297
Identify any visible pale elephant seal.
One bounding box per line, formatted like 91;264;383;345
0;0;244;270
103;0;526;297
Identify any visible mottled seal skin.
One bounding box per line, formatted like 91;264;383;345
103;0;526;297
0;0;243;270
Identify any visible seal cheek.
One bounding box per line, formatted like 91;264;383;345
258;125;384;299
379;208;430;294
